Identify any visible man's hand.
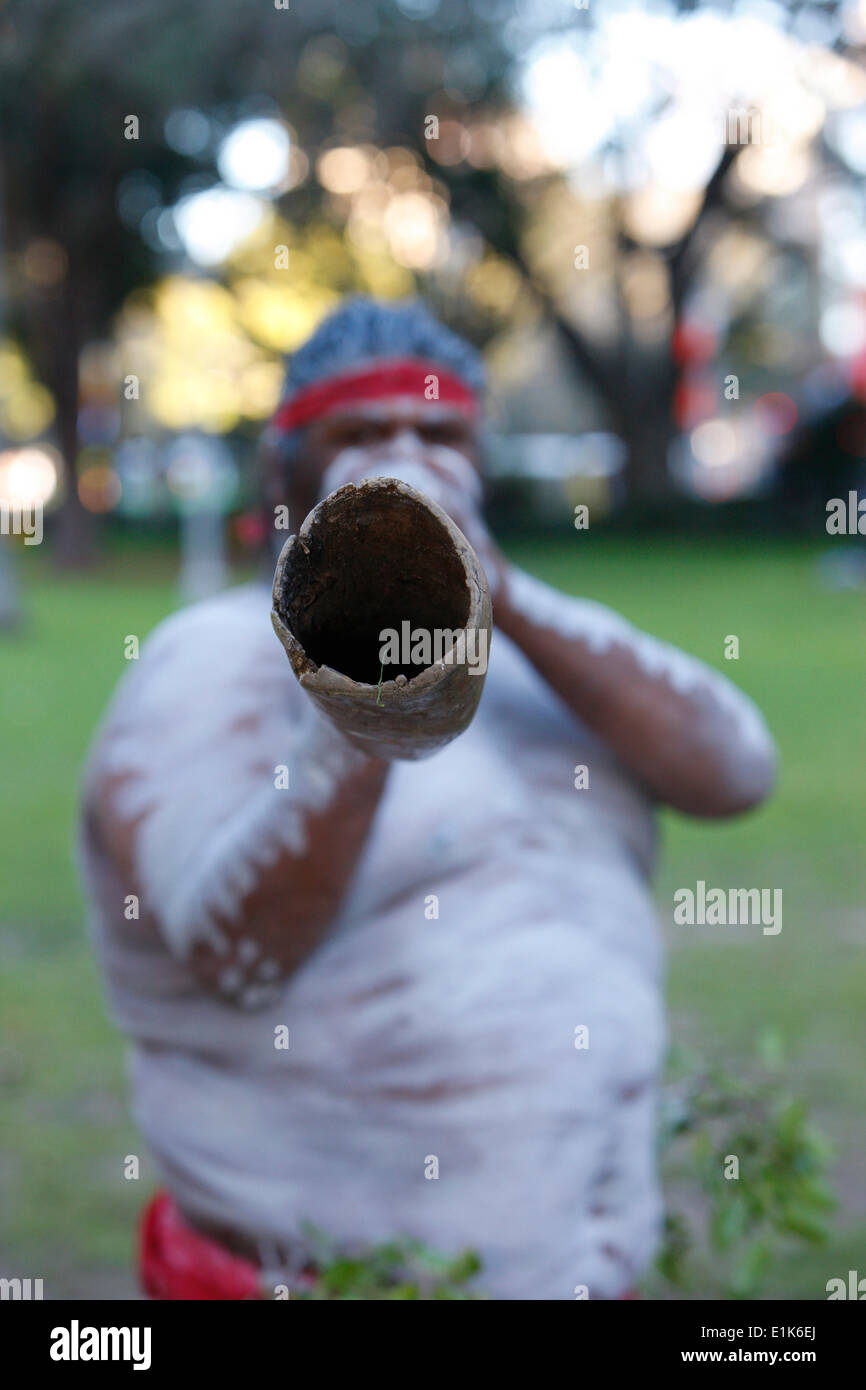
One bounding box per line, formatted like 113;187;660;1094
316;447;509;599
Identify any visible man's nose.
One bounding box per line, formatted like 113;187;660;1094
373;427;427;458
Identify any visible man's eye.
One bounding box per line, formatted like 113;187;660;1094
341;424;380;447
330;419;375;447
422;423;464;445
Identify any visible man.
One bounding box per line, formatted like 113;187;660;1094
79;297;776;1300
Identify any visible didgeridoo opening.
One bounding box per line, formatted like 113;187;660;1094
271;477;492;761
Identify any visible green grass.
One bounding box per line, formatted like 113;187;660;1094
1;535;864;1298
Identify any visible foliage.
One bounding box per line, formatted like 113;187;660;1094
290;1227;486;1301
656;1033;836;1299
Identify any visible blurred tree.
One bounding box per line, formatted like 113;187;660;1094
0;0;515;557
0;0;863;557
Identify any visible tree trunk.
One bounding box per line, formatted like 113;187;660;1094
0;537;22;630
620;411;679;512
44;277;99;568
0;155;23;626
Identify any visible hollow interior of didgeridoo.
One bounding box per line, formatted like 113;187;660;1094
280;481;472;686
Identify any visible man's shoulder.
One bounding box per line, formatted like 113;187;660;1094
142;582;274;666
99;582;285;729
83;581;293;784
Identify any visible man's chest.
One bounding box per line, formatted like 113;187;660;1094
335;636;647;915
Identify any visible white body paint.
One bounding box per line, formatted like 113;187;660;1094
505;568;774;803
77;570;767;1299
320;441;483;509
80;592;366;980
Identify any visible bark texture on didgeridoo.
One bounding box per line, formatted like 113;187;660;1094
271;477;492;761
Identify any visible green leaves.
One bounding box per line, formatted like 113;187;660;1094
730;1240;772;1299
656;1042;836;1298
290;1227;486;1301
711;1192;749;1251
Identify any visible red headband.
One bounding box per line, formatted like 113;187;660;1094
269;358;480;434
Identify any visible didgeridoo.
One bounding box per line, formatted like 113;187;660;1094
271;477;492;761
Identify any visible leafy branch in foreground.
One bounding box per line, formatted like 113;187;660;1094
288;1227;486;1300
656;1031;836;1298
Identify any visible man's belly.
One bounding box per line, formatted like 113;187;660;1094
126;842;666;1298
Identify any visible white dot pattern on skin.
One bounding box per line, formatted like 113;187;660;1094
256;958;281;981
238;983;280;1011
218;966;243;995
237;938;259;965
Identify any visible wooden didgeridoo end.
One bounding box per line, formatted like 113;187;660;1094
271;477;492;762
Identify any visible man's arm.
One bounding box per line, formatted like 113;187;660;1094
85;597;389;1008
494;566;777;819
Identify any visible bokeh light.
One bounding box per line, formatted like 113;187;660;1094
78;464;122;513
173;187;267;266
0;446;61;509
317;146;373;194
754;392;798;436
0;343;56;440
218;119;291;193
691;419;738;469
820;302;866;357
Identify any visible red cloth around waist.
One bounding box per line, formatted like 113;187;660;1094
139;1190;263;1301
139;1189;640;1300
